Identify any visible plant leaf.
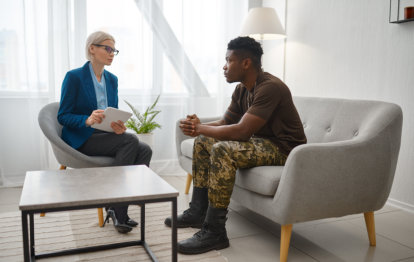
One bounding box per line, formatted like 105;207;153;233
123;95;161;134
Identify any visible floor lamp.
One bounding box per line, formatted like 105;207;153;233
240;7;286;40
240;7;287;80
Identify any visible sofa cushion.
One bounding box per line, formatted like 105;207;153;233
235;166;283;196
181;138;195;158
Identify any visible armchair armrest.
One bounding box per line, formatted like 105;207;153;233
175;116;221;158
272;133;399;225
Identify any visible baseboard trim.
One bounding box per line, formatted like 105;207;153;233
149;159;186;176
387;198;414;214
1;173;25;187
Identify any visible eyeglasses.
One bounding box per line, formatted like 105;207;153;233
92;44;119;55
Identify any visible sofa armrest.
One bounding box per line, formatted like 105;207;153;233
175;116;221;158
272;133;399;225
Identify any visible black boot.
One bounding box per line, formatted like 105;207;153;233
164;187;208;228
177;206;229;254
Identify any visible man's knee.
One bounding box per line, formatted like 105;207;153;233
211;141;231;158
194;134;208;145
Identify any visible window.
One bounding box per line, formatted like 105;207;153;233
0;0;48;94
87;0;154;94
86;0;247;96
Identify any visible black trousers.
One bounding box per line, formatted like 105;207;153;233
78;130;152;222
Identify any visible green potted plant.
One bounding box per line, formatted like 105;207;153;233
124;95;161;148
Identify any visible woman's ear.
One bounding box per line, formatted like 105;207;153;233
89;45;95;56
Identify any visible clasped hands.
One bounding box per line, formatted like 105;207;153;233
85;109;126;135
180;114;201;137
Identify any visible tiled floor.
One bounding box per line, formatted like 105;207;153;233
2;175;414;262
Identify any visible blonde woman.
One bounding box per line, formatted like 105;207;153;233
58;31;152;233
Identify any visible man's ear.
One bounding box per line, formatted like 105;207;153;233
242;58;252;70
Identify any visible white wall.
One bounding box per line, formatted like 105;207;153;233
261;0;287;79
278;0;414;209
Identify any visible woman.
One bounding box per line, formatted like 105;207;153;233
57;31;152;233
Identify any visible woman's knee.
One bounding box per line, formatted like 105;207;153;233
139;141;152;155
123;133;139;147
136;141;152;166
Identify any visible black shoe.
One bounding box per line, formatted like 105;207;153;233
165;187;208;228
126;217;138;227
104;209;133;234
177;206;229;254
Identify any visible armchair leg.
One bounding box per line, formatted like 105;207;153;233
364;211;376;246
98;208;104;227
185;173;192;194
41;165;67;217
280;224;293;262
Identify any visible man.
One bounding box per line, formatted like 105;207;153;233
165;36;307;254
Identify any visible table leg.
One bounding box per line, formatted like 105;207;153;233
21;212;30;262
141;204;145;242
172;198;177;262
30;213;35;256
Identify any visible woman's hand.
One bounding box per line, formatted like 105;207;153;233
85;110;105;126
111;120;127;135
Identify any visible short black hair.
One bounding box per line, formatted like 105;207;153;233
227;36;263;70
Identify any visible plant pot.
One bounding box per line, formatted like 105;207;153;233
136;133;154;149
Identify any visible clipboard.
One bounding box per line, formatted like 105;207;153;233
91;107;132;132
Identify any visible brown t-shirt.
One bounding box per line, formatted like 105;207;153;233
226;72;307;155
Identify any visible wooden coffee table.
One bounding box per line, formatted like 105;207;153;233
19;165;179;262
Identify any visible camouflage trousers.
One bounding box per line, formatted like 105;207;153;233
192;135;287;209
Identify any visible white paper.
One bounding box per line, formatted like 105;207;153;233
91;107;132;132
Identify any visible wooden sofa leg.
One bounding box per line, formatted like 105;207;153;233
364;211;376;246
98;208;104;227
280;224;293;262
40;165;67;217
185;173;192;194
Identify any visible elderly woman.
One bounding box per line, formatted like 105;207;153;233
57;31;152;234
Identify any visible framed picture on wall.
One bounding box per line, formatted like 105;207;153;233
390;0;414;23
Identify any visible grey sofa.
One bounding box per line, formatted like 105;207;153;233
176;96;403;262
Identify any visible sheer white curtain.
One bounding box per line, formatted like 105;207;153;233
0;0;84;185
0;0;248;186
85;0;248;174
0;0;51;186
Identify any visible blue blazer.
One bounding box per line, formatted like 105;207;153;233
58;61;118;149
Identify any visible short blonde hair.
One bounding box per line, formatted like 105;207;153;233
85;31;116;61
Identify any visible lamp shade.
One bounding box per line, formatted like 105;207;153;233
240;7;286;40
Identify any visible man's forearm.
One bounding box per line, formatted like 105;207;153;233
196;123;250;141
203;119;226;127
194;112;266;141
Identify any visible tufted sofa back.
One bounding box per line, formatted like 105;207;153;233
293;96;401;144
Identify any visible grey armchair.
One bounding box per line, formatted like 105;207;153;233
176;117;218;194
38;102;116;226
176;96;403;262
